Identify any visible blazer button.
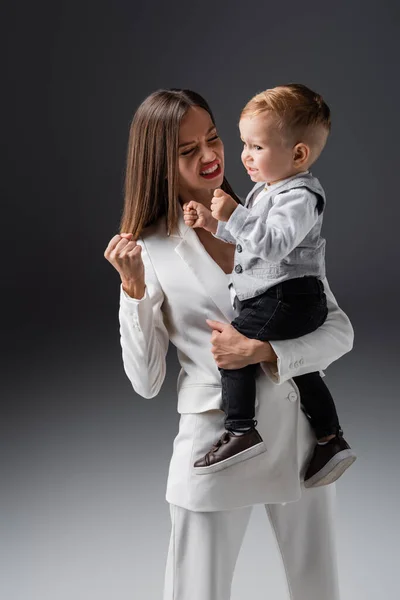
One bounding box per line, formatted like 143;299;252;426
236;244;242;253
235;264;243;273
288;391;297;402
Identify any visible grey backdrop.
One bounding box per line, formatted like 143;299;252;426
2;1;400;598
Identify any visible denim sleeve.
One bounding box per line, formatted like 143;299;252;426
225;188;320;262
213;219;238;244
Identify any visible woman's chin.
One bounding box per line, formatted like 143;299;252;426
199;175;224;189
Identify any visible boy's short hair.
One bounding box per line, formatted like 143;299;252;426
241;83;331;141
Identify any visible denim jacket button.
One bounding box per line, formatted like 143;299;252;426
236;244;242;253
235;264;243;273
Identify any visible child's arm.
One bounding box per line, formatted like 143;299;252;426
210;189;242;245
213;187;321;262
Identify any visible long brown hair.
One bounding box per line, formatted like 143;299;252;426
120;89;239;238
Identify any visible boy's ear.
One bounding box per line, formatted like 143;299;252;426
293;143;309;164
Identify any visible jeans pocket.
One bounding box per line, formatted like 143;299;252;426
232;306;258;329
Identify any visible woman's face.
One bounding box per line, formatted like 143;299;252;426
178;106;224;198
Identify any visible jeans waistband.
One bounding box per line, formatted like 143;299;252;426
272;277;324;299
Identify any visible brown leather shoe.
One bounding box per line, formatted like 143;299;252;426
194;429;266;474
304;435;357;488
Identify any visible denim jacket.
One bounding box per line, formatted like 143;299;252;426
215;173;326;301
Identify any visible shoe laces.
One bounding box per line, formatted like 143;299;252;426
211;431;231;453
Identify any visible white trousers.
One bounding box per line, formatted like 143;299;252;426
163;485;340;600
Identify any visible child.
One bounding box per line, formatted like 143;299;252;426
183;83;356;487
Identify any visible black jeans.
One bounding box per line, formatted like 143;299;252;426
220;276;341;440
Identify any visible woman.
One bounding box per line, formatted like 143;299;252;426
104;89;353;600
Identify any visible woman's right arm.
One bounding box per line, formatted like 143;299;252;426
105;234;169;399
266;278;354;384
208;278;354;382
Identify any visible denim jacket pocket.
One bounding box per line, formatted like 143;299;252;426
249;264;284;279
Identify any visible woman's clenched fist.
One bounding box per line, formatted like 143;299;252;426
104;233;146;299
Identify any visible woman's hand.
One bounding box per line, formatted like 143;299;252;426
206;320;277;369
183;201;218;234
104;233;146;299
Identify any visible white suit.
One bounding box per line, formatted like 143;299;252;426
118;208;353;599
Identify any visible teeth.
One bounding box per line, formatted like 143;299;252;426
201;163;219;175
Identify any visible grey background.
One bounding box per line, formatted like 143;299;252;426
2;1;399;598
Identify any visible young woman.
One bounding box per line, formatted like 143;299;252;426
104;89;353;600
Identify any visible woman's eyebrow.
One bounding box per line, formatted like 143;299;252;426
179;125;216;148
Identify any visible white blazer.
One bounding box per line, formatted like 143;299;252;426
119;210;354;510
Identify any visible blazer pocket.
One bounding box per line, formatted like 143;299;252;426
177;384;223;414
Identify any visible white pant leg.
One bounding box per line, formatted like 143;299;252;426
265;484;340;600
163;503;252;600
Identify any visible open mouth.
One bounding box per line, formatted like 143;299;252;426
200;161;222;179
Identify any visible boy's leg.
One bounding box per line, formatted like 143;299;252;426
232;279;356;487
293;373;356;487
219;363;258;431
163;503;252;600
221;290;284;430
219;280;318;431
193;363;266;473
294;372;341;439
265;484;341;600
193;293;279;473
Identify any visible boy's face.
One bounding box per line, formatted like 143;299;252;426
239;113;296;184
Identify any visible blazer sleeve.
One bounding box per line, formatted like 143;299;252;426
118;239;169;398
266;278;354;384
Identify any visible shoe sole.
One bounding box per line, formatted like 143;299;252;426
304;449;357;488
194;442;267;475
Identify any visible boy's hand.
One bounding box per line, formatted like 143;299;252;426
211;189;237;222
183;201;217;234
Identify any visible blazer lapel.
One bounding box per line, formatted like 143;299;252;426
171;210;235;323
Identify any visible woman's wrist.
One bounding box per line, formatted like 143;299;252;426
121;279;146;299
247;338;278;365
